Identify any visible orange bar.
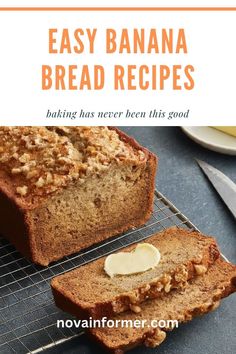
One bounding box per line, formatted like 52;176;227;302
0;7;236;11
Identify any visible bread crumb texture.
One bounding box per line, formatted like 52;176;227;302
0;127;146;198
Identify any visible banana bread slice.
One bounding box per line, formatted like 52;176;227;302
0;127;157;266
89;258;236;353
51;227;220;319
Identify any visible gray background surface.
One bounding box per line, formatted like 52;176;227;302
46;127;236;354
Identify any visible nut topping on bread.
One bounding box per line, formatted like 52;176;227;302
0;127;147;198
0;127;84;196
144;328;167;348
194;264;208;275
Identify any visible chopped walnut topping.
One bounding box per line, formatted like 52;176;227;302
162;274;171;285
164;282;172;293
194;255;203;264
129;304;141;313
35;177;45;188
45;172;53;184
144;329;166;348
26;170;38;179
19;153;30;163
128;290;140;304
154;282;164;292
174;265;188;283
194;264;207;275
16;186;28;196
21;165;30;174
111;301;127;314
140;284;151;294
11;168;21;174
12;153;19;159
0;127;147;198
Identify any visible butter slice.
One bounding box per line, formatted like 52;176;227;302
104;243;161;278
212;127;236;138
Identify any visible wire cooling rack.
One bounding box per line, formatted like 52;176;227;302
0;190;198;354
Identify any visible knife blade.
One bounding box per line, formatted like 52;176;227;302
196;159;236;219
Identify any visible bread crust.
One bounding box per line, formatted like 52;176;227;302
0;127;157;265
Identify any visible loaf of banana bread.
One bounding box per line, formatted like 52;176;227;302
0;127;157;265
51;227;220;319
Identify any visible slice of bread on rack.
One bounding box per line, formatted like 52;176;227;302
89;258;236;353
51;227;220;319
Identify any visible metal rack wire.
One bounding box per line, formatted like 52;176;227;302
0;190;198;354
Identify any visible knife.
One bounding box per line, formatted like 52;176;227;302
196;159;236;219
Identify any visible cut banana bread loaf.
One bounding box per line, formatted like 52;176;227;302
89;258;236;353
51;227;220;319
0;127;157;266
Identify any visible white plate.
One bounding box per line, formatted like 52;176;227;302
181;127;236;155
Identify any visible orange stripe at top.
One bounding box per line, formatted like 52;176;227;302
0;7;236;11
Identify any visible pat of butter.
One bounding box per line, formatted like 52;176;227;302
104;243;161;278
212;127;236;138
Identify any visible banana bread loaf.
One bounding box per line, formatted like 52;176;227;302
51;227;220;319
0;127;157;265
89;258;236;353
